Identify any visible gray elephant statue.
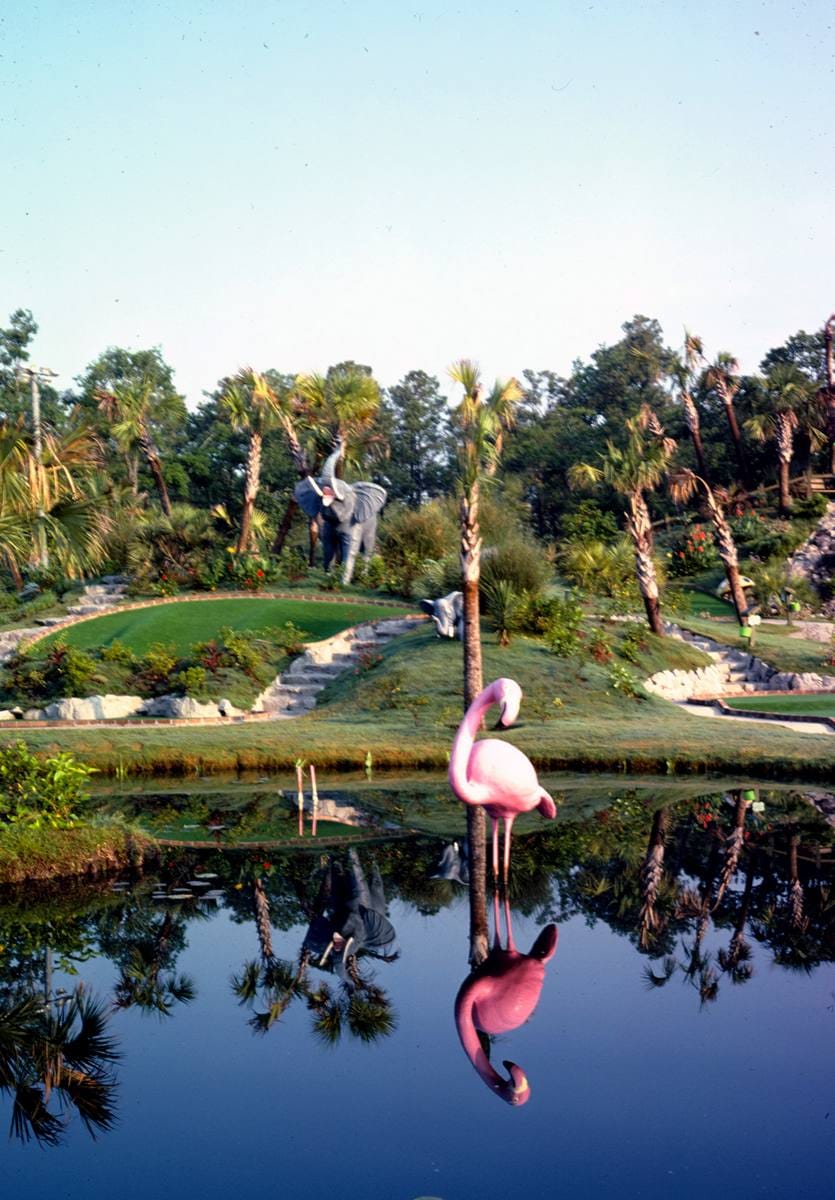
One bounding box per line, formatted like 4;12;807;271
420;590;464;639
294;441;387;584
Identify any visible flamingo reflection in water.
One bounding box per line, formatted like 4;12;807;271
455;890;557;1106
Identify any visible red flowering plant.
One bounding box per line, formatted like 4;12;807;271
225;550;271;591
667;524;720;577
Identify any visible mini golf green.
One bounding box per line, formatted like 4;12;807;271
724;693;835;718
42;597;410;656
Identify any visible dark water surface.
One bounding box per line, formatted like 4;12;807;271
3;779;834;1199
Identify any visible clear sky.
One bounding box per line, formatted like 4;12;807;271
1;0;833;405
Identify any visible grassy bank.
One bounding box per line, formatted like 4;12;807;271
3;623;835;782
0;822;153;886
39;596;410;655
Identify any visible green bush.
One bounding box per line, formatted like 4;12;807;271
667;524;720;577
479;539;550;600
482;578;523;647
100;639;138;667
561;500;619;544
170;665;209;697
218;627;261;677
135;642;179;694
560;537;635;599
0;741;94;828
378;503;457;597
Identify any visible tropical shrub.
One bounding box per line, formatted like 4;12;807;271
479;538;550;600
481;578;523;647
561;500;619;544
559;537;635;600
0;741;94;828
170;665;209;697
667;524;720;577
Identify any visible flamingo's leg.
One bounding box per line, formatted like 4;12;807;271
491;816;500;882
503;892;516;953
492;885;502;949
503;815;514;885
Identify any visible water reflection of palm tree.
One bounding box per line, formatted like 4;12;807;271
112;909;197;1018
0;989;119;1146
639;806;669;948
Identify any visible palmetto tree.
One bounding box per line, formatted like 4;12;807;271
824;313;835;472
97;378;174;516
705;352;749;489
0;989;119;1145
669;468;749;624
219;369;286;553
449;359;521;966
671;331;710;480
569;410;675;636
746;364;821;516
111;909;196;1018
0;421;108;584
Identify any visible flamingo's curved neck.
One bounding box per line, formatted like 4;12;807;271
448;680;504;805
454;987;516;1099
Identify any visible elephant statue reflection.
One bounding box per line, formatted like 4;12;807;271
454;891;557;1106
294;440;387;584
303;848;397;978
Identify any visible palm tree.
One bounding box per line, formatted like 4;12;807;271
97;378;175;515
449;360;521;965
0;989;119;1145
672;331;710;480
0;421;108;583
746;364;820;516
705;352;749;489
219;369;287;553
823;313;835;473
639;806;669;949
277;364;382;562
669;468;749;624
111;908;197;1018
569;410;675;636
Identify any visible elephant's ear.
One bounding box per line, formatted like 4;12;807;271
352;482;387;522
294;476;323;519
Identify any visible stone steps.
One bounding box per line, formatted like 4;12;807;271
252;615;425;717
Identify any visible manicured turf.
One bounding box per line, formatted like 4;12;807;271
680;589;735;618
724;693;835;717
42;597;409;655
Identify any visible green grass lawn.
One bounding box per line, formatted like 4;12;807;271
724;693;835;717
679;588;734;619
7;622;835;782
41;596;410;655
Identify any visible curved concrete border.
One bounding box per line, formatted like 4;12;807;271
20;589;412;654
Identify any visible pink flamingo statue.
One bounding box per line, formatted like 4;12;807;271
449;678;557;882
455;891;558;1105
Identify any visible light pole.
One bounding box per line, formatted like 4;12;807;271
15;364;57;571
16;364;57;463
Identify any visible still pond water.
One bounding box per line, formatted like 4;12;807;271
3;776;834;1199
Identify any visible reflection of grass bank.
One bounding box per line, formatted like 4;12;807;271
3;625;835;782
0;823;153;886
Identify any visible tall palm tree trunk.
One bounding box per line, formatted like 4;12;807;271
253;878;274;961
137;428;172;516
824;314;835;474
682;392;710;481
461;484;489;966
703;487;748;624
236;431;262;553
272;497;298;555
626;491;663;636
722;398;749;490
639;806;668;946
776;412;794;516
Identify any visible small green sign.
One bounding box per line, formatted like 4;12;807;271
739;625;752;639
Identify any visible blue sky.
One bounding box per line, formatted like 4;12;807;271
1;0;833;405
